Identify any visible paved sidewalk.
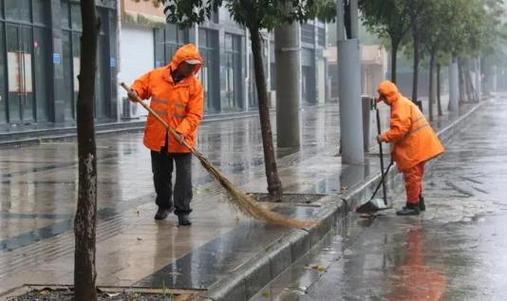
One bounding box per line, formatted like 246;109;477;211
0;95;484;300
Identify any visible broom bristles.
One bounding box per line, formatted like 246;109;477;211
116;83;308;227
196;155;315;229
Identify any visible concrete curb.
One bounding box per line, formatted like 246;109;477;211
202;100;487;301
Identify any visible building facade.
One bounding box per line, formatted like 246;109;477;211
0;0;328;131
120;1;329;119
0;0;118;126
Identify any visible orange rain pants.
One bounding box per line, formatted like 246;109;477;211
403;161;425;204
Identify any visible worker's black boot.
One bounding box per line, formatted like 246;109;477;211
396;203;420;216
419;195;426;211
154;207;170;220
178;214;192;226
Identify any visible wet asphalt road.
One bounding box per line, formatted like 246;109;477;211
253;97;507;301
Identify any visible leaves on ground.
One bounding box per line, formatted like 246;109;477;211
305;264;328;272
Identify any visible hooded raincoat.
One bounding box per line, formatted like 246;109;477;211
131;44;204;153
378;81;445;171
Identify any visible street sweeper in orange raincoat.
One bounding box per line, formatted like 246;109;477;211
376;80;445;216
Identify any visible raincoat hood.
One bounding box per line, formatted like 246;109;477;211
377;80;400;105
169;43;203;75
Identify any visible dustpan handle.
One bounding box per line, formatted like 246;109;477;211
375;102;388;205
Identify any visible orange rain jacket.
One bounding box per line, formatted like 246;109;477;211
131;44;204;153
378;81;445;171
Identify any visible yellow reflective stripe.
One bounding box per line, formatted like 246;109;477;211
407;124;429;136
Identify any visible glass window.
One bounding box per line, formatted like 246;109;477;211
71;4;82;30
154;25;189;67
98;8;106;35
0;24;6;123
33;0;48;25
270;63;276;90
248;53;257;108
72;33;81;113
5;0;30;22
223;33;242;112
269;41;275;62
93;7;110;120
95;35;108;119
61;0;70;29
6;25;20;122
198;29;219;114
301;23;314;44
62;32;74;119
198;28;207;47
318;27;325;47
154;28;165;67
33;28;49;122
19;26;34;122
166;24;177;41
177;28;188;44
225;34;232;50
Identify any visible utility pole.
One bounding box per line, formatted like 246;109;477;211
275;19;301;148
337;0;364;164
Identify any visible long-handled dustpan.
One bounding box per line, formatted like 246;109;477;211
356;101;392;214
121;83;313;228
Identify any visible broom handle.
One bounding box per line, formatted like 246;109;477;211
375;102;388;206
120;83;200;156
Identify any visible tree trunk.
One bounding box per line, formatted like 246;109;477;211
428;52;435;122
468;61;479;102
437;63;442;116
74;0;98;300
411;28;419;103
249;27;283;201
464;60;471;102
458;59;466;103
390;41;398;84
464;60;476;102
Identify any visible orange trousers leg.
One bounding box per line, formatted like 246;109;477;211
403;162;425;204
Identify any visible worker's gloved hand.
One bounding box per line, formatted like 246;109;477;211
376;135;384;144
174;132;185;145
127;89;139;102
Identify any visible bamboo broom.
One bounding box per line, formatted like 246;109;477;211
121;83;314;229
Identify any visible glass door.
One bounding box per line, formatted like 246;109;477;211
95;34;107;119
0;24;7;124
6;25;34;123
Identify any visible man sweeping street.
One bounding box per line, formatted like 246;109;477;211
376;80;445;216
127;43;204;226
